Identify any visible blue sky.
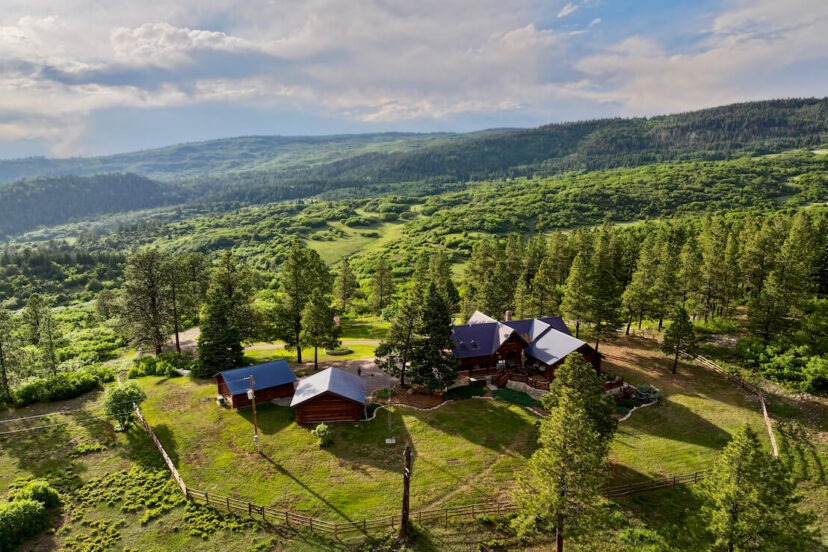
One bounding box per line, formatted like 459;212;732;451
0;0;825;158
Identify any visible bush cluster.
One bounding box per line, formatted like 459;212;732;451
0;479;61;552
13;366;114;407
311;423;333;447
127;352;191;379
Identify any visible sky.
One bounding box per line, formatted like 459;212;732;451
1;0;826;158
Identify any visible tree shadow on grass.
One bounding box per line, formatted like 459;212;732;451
320;407;414;473
236;403;293;436
618;399;732;450
260;452;364;530
613;486;712;551
414;399;537;457
0;420;88;480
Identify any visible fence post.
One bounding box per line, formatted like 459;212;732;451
226;496;230;512
285;511;289;526
309;518;313;532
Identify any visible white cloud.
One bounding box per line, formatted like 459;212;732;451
575;0;828;114
557;3;579;19
589;17;601;27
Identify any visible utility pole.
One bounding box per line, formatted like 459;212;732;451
247;375;260;454
399;444;412;541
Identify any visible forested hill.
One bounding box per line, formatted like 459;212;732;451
0;174;187;238
1;98;826;190
0;132;473;184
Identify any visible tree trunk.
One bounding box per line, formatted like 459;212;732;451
314;345;318;371
556;513;564;552
658;317;663;332
625;309;632;336
638;311;644;329
574;320;580;339
295;318;303;364
0;344;11;402
672;350;679;374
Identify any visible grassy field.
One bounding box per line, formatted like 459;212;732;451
243;343;376;365
308;220;405;266
139;377;537;521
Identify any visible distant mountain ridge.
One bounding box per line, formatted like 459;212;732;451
0;98;826;240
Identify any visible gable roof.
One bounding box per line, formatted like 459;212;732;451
467;310;497;324
290;367;366;407
536;316;573;336
450;320;523;359
217;360;297;396
525;328;586;366
503;318;551;341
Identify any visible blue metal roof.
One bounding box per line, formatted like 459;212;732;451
291;367;366;406
218;360;297;396
451;313;577;361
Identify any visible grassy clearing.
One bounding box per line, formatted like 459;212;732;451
308;221;405;266
139;376;537;521
340;317;390;340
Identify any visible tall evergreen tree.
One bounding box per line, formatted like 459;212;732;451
195;253;256;377
702;426;817;551
300;288;341;371
0;308;20;403
273;239;332;363
369;256;394;314
123;249;171;356
22;294;47;346
334;257;358;311
428;250;461;312
587;224;624;351
512;391;609;551
164;252;209;354
561;252;591;338
662;306;696;374
408;282;457;391
375;286;421;386
530;255;560;318
621;235;658;334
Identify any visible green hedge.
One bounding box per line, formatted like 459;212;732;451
0;499;49;552
13;366;115;407
128;353;191;379
8;480;61;509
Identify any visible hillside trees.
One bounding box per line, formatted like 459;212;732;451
123;249;171;356
408;282;457;390
561;252;592;339
334;257;358;311
164;252;210;354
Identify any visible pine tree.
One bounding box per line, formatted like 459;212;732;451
702;426;817;551
541;355;616;445
123;249;171;356
662;306;696;374
587;224;624;351
531;255;560;318
561;252;591;338
678;235;704;317
369;256;394;314
22;294;46;346
273;239;332;363
512;391;609;551
300;288;341;371
334;257;358;311
375;286;421;386
428;250;460;312
195;253;256;377
621;235;658;334
0;308;20;403
408;282;457;391
164;252;209;354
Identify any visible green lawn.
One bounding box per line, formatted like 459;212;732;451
243;343;376;365
139;377;537;522
339;317;390;340
603;336;771;484
307;221;405;266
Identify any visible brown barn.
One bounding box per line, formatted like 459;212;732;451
291;367;366;424
216;360;297;409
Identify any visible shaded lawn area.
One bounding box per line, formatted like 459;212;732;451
602;335;772;484
139;377;537;522
339;317;390;341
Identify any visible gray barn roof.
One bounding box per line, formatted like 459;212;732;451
291;367;366;407
525;329;585;366
218;360;297;396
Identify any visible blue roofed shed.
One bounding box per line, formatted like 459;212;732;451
216;360;297;409
291;367;366;423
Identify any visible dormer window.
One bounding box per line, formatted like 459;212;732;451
470;340;479;350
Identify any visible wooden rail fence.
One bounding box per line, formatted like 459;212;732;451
604;469;712;498
134;404;187;494
681;351;779;457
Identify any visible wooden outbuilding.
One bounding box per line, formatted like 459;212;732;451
216;360;297;409
291;367;366;424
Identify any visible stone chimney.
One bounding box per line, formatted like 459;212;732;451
504;310;513;321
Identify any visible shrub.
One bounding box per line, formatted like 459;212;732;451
633;384;660;404
13;365;114;407
374;388;395;399
103;381;147;430
311;423;333;447
0;499;49;552
8;479;61;508
444;386;487;401
128;353;189;379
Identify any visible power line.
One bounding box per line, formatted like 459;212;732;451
0;416;108;436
